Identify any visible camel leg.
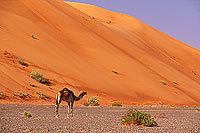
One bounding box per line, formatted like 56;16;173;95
71;102;74;117
55;93;61;118
55;103;59;118
67;102;70;118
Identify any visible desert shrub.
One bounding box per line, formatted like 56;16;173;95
0;92;6;99
121;109;158;127
30;71;46;84
160;80;166;85
3;51;8;55
17;59;25;65
83;101;90;106
17;58;28;66
14;92;30;98
36;92;50;101
173;81;178;85
22;111;32;117
28;81;36;87
112;102;122;107
29;81;33;86
112;70;119;74
84;96;99;106
32;34;38;39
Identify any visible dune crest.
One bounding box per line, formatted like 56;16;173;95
0;0;200;106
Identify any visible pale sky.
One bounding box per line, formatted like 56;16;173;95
64;0;200;49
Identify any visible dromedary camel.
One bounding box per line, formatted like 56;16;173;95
55;88;87;118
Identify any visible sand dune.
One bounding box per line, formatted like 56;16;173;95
0;0;200;106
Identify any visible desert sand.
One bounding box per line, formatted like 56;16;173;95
0;0;200;106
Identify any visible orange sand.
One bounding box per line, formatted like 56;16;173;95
0;0;200;106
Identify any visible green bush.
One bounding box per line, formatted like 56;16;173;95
28;81;36;87
14;92;30;98
121;109;158;127
84;96;99;106
112;70;119;74
36;92;50;101
173;81;178;85
32;34;38;40
3;51;8;55
160;80;166;85
0;92;6;99
112;102;122;106
17;58;28;66
83;101;90;106
22;111;32;117
30;71;46;84
17;59;25;65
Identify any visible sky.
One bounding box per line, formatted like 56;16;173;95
64;0;200;49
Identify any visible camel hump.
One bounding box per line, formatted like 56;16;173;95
62;88;73;93
63;90;70;95
63;88;70;91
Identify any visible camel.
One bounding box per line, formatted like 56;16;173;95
55;88;87;118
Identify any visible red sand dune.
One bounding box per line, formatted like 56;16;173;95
0;0;200;106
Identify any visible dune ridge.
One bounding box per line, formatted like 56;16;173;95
0;0;200;106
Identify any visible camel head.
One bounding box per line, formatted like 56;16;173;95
80;91;87;96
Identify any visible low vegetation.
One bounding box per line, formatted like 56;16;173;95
22;111;32;117
112;70;119;74
160;80;166;85
192;70;197;75
28;81;36;87
30;71;46;84
121;109;158;127
36;92;50;101
173;81;178;85
0;92;6;99
112;102;122;106
17;58;28;66
32;34;38;40
84;96;99;106
13;92;30;98
3;51;8;55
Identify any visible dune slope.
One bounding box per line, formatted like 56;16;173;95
0;0;200;106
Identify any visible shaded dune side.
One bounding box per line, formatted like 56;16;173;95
0;0;200;106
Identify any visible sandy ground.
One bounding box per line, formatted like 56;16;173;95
1;2;200;132
0;0;200;106
0;104;200;132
